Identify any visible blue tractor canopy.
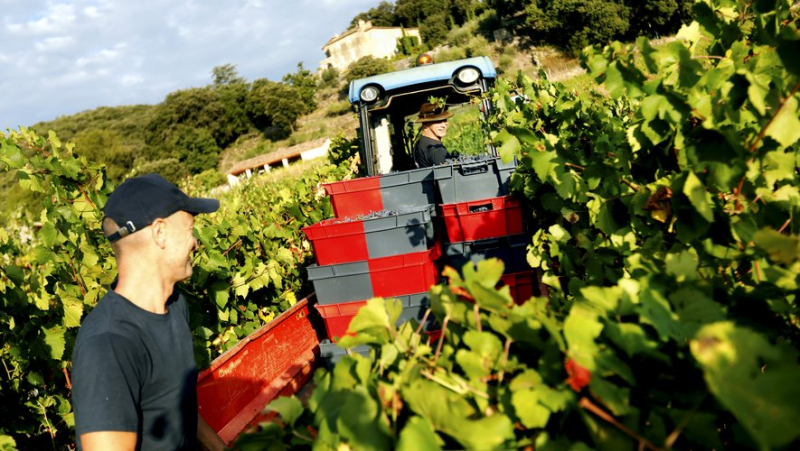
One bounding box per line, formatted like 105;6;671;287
348;56;498;175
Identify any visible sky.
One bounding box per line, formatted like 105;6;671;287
0;0;383;129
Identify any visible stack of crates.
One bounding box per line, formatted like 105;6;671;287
434;157;536;305
302;167;441;365
305;156;535;368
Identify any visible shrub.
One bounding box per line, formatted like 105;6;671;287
464;35;491;57
435;46;467;63
498;54;515;74
135;158;188;183
326;101;352;117
319;66;340;88
185;169;227;193
396;34;420;56
345;56;394;82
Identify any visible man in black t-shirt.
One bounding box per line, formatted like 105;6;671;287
71;173;225;450
414;102;456;167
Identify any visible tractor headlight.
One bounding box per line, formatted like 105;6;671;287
456;67;480;84
360;86;380;102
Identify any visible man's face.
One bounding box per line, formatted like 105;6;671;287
165;211;198;282
428;120;448;139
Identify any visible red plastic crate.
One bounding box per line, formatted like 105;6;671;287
302;219;369;265
323;177;383;218
302;207;435;266
438;196;523;242
315;291;435;342
499;271;535;305
308;244;442;305
368;244;441;297
316;301;365;342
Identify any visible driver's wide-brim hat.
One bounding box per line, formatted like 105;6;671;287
416;102;453;123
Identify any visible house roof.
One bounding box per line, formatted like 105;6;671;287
228;137;330;176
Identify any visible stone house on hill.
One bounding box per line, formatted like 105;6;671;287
320;20;421;72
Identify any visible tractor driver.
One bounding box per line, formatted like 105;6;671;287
414;102;455;167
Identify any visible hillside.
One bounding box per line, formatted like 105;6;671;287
2;0;700;222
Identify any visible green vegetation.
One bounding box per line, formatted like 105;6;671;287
344;55;395;83
0;130;358;448
235;0;800;449
490;0;693;55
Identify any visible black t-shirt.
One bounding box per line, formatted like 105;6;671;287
414;135;451;167
72;288;198;450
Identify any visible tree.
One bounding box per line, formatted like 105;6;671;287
144;87;249;174
282;62;318;111
72;129;133;181
146;87;249;152
345;56;394;83
135;158;188;183
625;0;694;39
350;1;397;28
522;0;632;55
246;79;307;139
212;63;246;86
167;125;220;174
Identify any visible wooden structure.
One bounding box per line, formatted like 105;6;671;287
226;137;330;186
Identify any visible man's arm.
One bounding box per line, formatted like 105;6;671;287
198;414;226;451
79;431;137;451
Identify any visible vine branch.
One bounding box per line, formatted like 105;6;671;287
747;80;800;153
579;397;660;451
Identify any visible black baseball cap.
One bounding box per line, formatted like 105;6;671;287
104;173;219;243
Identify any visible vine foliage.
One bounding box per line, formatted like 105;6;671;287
0;129;356;448
246;1;800;449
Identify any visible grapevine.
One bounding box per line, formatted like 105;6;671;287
243;1;800;449
0;128;357;448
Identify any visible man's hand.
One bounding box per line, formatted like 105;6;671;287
80;431;137;451
198;414;226;451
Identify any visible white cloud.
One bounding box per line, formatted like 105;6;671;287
35;36;74;52
0;0;388;127
83;7;101;18
16;3;77;35
76;47;122;68
120;74;143;86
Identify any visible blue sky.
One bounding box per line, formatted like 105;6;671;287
0;0;382;129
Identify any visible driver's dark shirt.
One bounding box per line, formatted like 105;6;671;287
414;136;450;167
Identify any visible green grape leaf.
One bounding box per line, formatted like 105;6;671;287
512;389;551;428
336;387;391;449
682;171;714;222
62;297;84;328
764;96;800;148
753;229;800;265
42;325;66;360
337;298;402;347
213;281;229;308
691;322;800;448
397;416;443;451
564;305;602;370
496;130;521;163
665;248;699;282
267;395;303;427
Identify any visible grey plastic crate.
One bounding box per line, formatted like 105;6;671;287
433;157;517;204
398;292;438;331
362;206;436;258
307;261;373;304
379;167;436;211
318;340;371;370
443;234;530;274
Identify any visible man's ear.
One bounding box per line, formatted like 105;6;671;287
151;219;168;249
